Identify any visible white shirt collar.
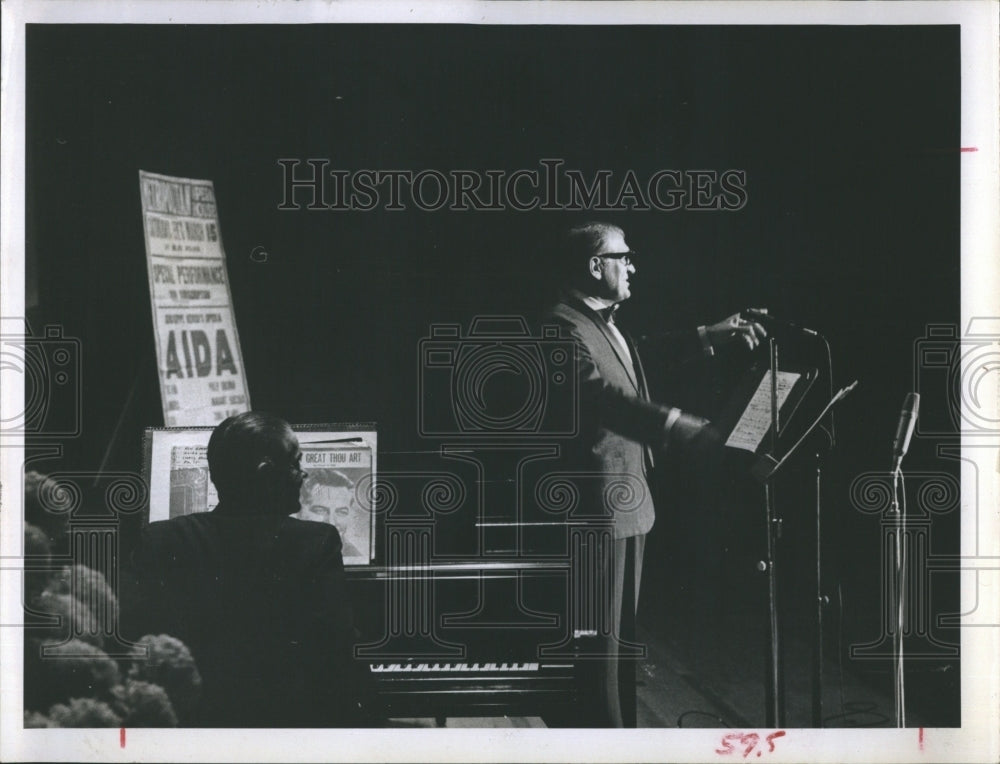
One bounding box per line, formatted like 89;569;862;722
567;287;618;314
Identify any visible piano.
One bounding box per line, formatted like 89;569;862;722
342;444;632;721
347;549;615;720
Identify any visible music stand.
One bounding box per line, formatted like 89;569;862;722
721;348;856;727
719;356;816;726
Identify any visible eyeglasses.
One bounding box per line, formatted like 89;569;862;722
597;250;636;267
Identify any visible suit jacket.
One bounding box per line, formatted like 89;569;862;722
122;507;364;727
542;295;702;539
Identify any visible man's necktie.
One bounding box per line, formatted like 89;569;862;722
599;304;620;324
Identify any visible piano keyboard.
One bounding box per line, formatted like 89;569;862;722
370;662;540;673
349;562;596;719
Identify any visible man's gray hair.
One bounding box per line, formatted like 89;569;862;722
562;222;623;260
555;222;624;288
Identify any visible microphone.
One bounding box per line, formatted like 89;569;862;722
742;309;819;337
834;380;859;403
891;392;920;471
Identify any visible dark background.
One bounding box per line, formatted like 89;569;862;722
25;24;961;725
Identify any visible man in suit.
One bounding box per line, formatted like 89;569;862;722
542;222;764;727
123;412;368;727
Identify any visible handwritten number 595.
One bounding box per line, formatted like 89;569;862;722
715;730;786;758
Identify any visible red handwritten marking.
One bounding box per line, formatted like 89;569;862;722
919;727;924;750
766;731;786;751
715;730;785;758
120;728;126;748
960;147;978;152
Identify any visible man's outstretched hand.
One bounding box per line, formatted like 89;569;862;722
669;412;713;448
669;413;725;471
705;310;768;350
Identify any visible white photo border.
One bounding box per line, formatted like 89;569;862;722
1;2;997;763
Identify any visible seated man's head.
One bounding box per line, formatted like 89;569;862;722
559;222;636;304
297;470;355;536
207;412;304;514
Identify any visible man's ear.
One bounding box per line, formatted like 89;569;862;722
588;256;604;280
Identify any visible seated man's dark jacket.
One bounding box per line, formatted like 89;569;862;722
122;506;365;727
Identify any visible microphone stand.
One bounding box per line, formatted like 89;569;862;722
891;461;906;728
752;362;858;728
811;426;834;728
742;338;789;726
812;332;836;728
762;338;783;727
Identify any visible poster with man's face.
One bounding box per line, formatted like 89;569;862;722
293;448;374;565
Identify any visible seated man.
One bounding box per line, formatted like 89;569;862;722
122;412;369;727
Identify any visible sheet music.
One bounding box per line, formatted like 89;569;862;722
725;371;801;452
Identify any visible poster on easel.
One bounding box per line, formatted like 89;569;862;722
139;170;251;426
